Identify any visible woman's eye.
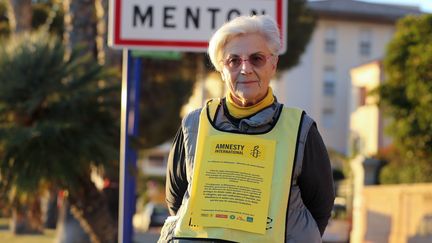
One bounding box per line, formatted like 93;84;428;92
228;58;241;66
251;54;264;62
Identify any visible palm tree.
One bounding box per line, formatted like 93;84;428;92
0;30;119;242
62;0;98;60
7;0;32;32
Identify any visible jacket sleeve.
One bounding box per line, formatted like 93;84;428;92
298;124;335;235
165;127;188;216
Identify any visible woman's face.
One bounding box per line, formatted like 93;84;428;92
220;33;278;107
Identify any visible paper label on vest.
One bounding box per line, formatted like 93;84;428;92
189;134;276;234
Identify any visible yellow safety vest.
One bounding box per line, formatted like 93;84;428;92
174;99;303;243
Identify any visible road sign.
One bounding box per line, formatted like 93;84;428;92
109;0;288;53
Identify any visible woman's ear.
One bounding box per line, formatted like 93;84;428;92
272;56;279;70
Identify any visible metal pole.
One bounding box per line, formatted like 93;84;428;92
119;49;141;243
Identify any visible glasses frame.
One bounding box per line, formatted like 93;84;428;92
220;53;274;71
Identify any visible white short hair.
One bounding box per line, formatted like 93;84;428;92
208;15;281;72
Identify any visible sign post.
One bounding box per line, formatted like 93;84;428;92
118;50;141;243
109;1;287;242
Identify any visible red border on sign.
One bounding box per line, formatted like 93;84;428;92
114;0;285;49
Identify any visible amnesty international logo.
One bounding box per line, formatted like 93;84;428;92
214;143;244;155
250;145;261;158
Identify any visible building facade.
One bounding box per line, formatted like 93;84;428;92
274;0;422;154
350;60;392;157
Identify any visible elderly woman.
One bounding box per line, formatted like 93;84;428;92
159;15;334;243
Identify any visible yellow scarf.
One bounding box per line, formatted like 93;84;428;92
226;87;275;118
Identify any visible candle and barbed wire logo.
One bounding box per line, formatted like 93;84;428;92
250;145;261;158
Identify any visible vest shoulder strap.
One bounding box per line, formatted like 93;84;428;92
206;98;221;122
182;98;220;135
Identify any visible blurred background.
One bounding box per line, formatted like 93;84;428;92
0;0;431;243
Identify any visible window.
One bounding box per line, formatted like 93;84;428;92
322;108;334;128
324;27;337;54
358;86;367;106
323;67;336;96
359;29;372;56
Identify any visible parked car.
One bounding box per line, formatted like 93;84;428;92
133;202;170;232
323;197;351;243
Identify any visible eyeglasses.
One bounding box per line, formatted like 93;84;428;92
221;53;274;71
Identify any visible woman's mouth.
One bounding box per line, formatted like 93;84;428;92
237;80;257;84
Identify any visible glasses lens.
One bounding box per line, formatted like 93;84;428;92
249;54;267;67
226;57;242;69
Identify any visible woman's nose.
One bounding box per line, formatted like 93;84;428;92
240;59;253;74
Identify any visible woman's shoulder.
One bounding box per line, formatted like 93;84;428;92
181;108;202;132
302;112;316;127
181;98;222;128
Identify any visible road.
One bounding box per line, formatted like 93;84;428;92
134;231;160;243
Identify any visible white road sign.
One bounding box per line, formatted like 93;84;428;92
109;0;287;53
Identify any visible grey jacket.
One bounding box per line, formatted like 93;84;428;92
160;100;334;243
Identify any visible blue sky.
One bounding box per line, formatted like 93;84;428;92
309;0;432;13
